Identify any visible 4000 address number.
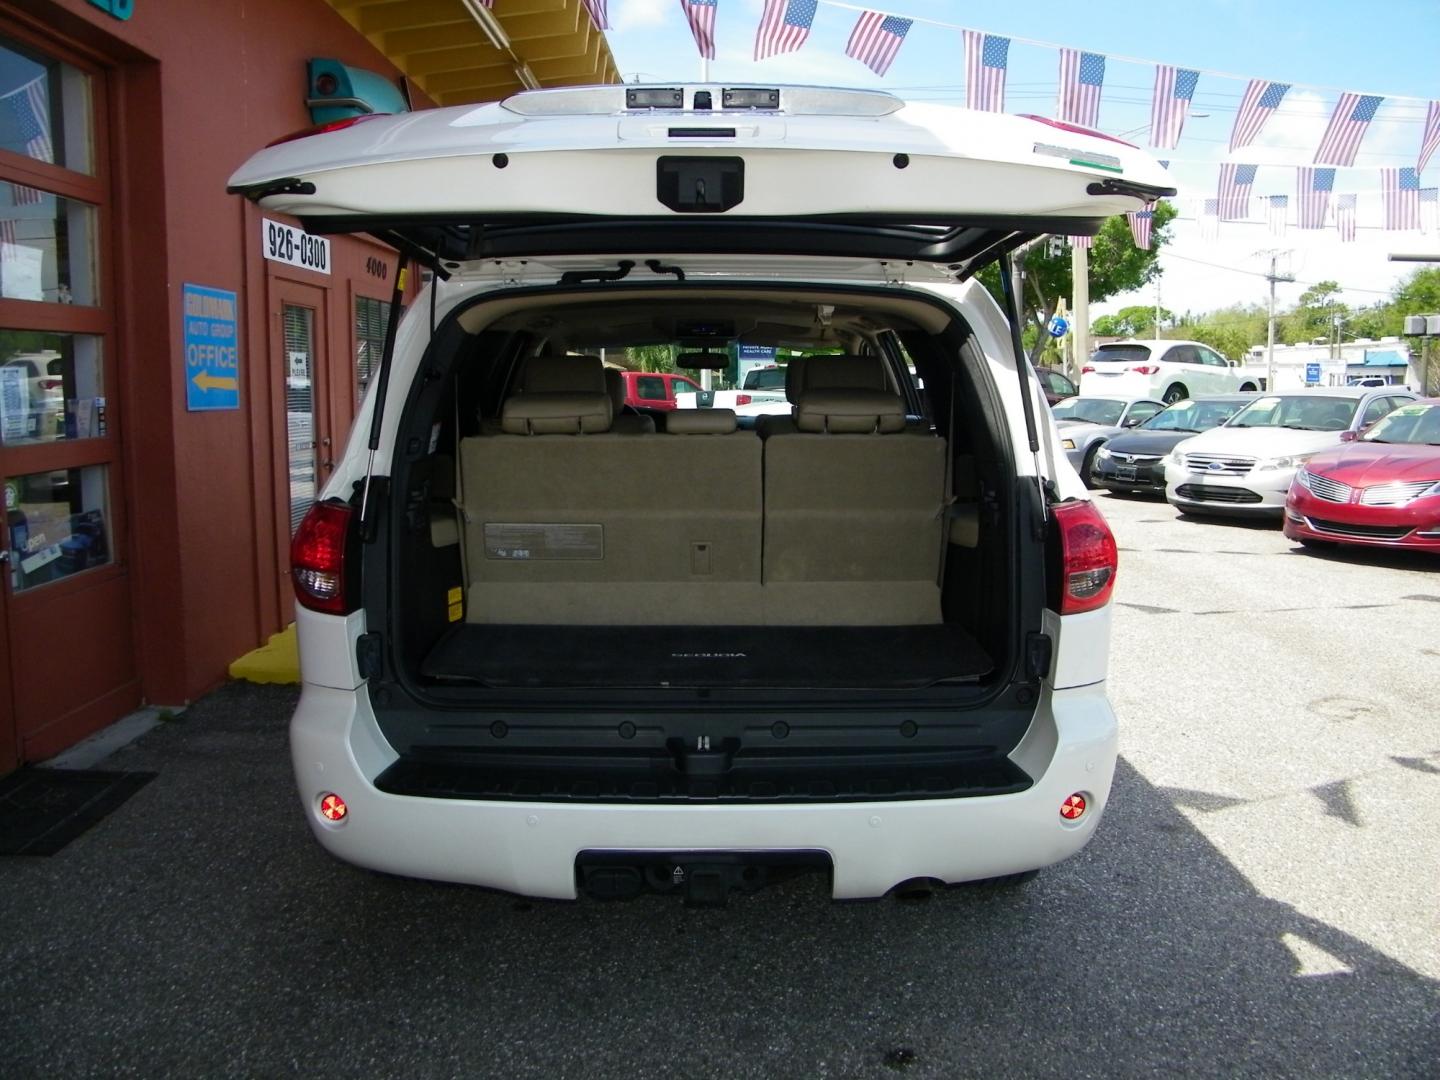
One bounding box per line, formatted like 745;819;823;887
262;219;331;275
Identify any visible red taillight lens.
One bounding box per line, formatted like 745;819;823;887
736;394;752;406
290;502;354;615
1131;364;1160;375
266;112;388;148
1051;500;1118;615
1081;365;1095;375
1018;114;1138;148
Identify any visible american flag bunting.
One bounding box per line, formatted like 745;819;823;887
679;0;718;60
1068;233;1092;250
1421;187;1439;235
1126;204;1155;249
845;11;912;77
1217;163;1257;220
1296;167;1334;229
1419;101;1440;177
1381;167;1421;230
1199;198;1220;241
754;0;816;61
1149;66;1199;150
1335;193;1358;242
1057;49;1105;128
1314;93;1383;166
1266;194;1288;237
963;31;1009;113
3;76;52;167
1229;80;1289;152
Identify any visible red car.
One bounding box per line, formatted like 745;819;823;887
1284;398;1440;552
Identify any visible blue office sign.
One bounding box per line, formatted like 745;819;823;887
183;284;240;411
1048;315;1070;338
1305;361;1321;384
738;344;777;360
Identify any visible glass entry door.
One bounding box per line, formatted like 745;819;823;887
284;303;317;534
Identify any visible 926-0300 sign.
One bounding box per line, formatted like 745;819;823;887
262;218;330;275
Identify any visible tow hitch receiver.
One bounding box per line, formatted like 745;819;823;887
576;851;831;907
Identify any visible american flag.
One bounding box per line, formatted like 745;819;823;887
1126;204;1154;249
10;181;43;208
963;31;1009;113
1149;66;1199;150
1199;198;1220;241
0;219;14;247
1421;187;1439;235
1228;80;1289;152
1266;194;1288;237
1335;193;1358;242
1068;233;1092;250
680;0;718;60
1056;49;1105;128
754;0;816;61
1382;166;1421;230
1296;167;1334;229
845;12;912;77
1314;93;1384;166
1217;163;1257;220
4;76;52;165
1419;100;1440;177
581;0;608;29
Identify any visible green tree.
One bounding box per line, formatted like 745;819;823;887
978;202;1179;362
1092;304;1175;338
621;344;677;373
1281;279;1345;344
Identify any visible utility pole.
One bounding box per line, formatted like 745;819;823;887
1153;276;1162;340
1071;242;1089;378
1258;249;1294;391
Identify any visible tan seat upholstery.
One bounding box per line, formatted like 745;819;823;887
604;367;657;434
666;408;737;434
501;355;613;435
762;354;946;625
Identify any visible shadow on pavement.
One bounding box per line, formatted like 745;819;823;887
0;682;1435;1078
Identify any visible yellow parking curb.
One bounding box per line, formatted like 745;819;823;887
229;623;300;685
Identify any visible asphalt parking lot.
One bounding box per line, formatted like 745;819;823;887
1;492;1437;1078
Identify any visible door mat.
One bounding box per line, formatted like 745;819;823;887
0;767;156;856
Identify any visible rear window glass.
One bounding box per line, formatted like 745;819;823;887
635;376;667;400
743;368;786;390
1091;345;1152;364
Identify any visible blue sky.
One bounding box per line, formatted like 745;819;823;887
604;0;1440;318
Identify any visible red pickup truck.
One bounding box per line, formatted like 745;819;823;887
615;370;702;411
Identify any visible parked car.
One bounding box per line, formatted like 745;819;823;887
1284;398;1440;552
1035;364;1078;406
675;362;790;415
1080;340;1260;404
1163;386;1417;517
1052;396;1166;486
1090;394;1254;496
0;351;64;442
614;370;700;411
227;83;1171;901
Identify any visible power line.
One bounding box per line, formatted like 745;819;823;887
1156;249;1399;294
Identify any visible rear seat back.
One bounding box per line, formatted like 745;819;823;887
762;355;945;625
604;367;657;434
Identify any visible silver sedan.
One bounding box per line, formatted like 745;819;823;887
1053;396;1167;487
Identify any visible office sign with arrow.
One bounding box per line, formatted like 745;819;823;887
182;283;241;411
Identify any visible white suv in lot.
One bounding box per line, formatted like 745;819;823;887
1080;339;1261;404
228;85;1171;903
1163;386;1417;516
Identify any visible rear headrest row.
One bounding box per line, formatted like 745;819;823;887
790;354;907;434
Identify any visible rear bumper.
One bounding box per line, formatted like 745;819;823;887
289;683;1118;899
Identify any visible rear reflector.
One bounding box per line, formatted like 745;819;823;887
319;793;348;822
290;501;354;615
1060;793;1087;820
1050;500;1118;615
736;394;752;406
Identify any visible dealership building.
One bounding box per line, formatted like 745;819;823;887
0;0;617;771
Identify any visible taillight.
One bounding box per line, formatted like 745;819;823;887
1018;114;1138;147
1050;500;1117;615
266;112;388;147
290;501;354;615
736;394;752;406
1081;365;1095;375
1131;365;1160;375
39;378;62;390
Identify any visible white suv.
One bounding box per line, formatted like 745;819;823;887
1081;339;1261;404
228;85;1169;903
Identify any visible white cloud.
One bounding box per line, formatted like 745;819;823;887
613;0;670;33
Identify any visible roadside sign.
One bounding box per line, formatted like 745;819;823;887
1048;315;1070;338
738;344;776;360
1305;361;1321;384
183;284;240;411
262;218;330;275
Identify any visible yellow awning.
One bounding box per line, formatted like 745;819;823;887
326;0;621;107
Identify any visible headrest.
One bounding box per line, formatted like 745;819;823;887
519;354;606;395
603;366;626;413
794;389;906;434
501;392;612;435
666;408;737;434
784;356;807;404
799;354;891;394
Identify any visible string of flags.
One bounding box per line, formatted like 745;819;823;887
657;0;1440;247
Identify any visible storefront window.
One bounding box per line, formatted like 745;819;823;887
0;331;104;446
0;188;98;304
0;38;92;175
355;296;390;406
4;464;110;592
